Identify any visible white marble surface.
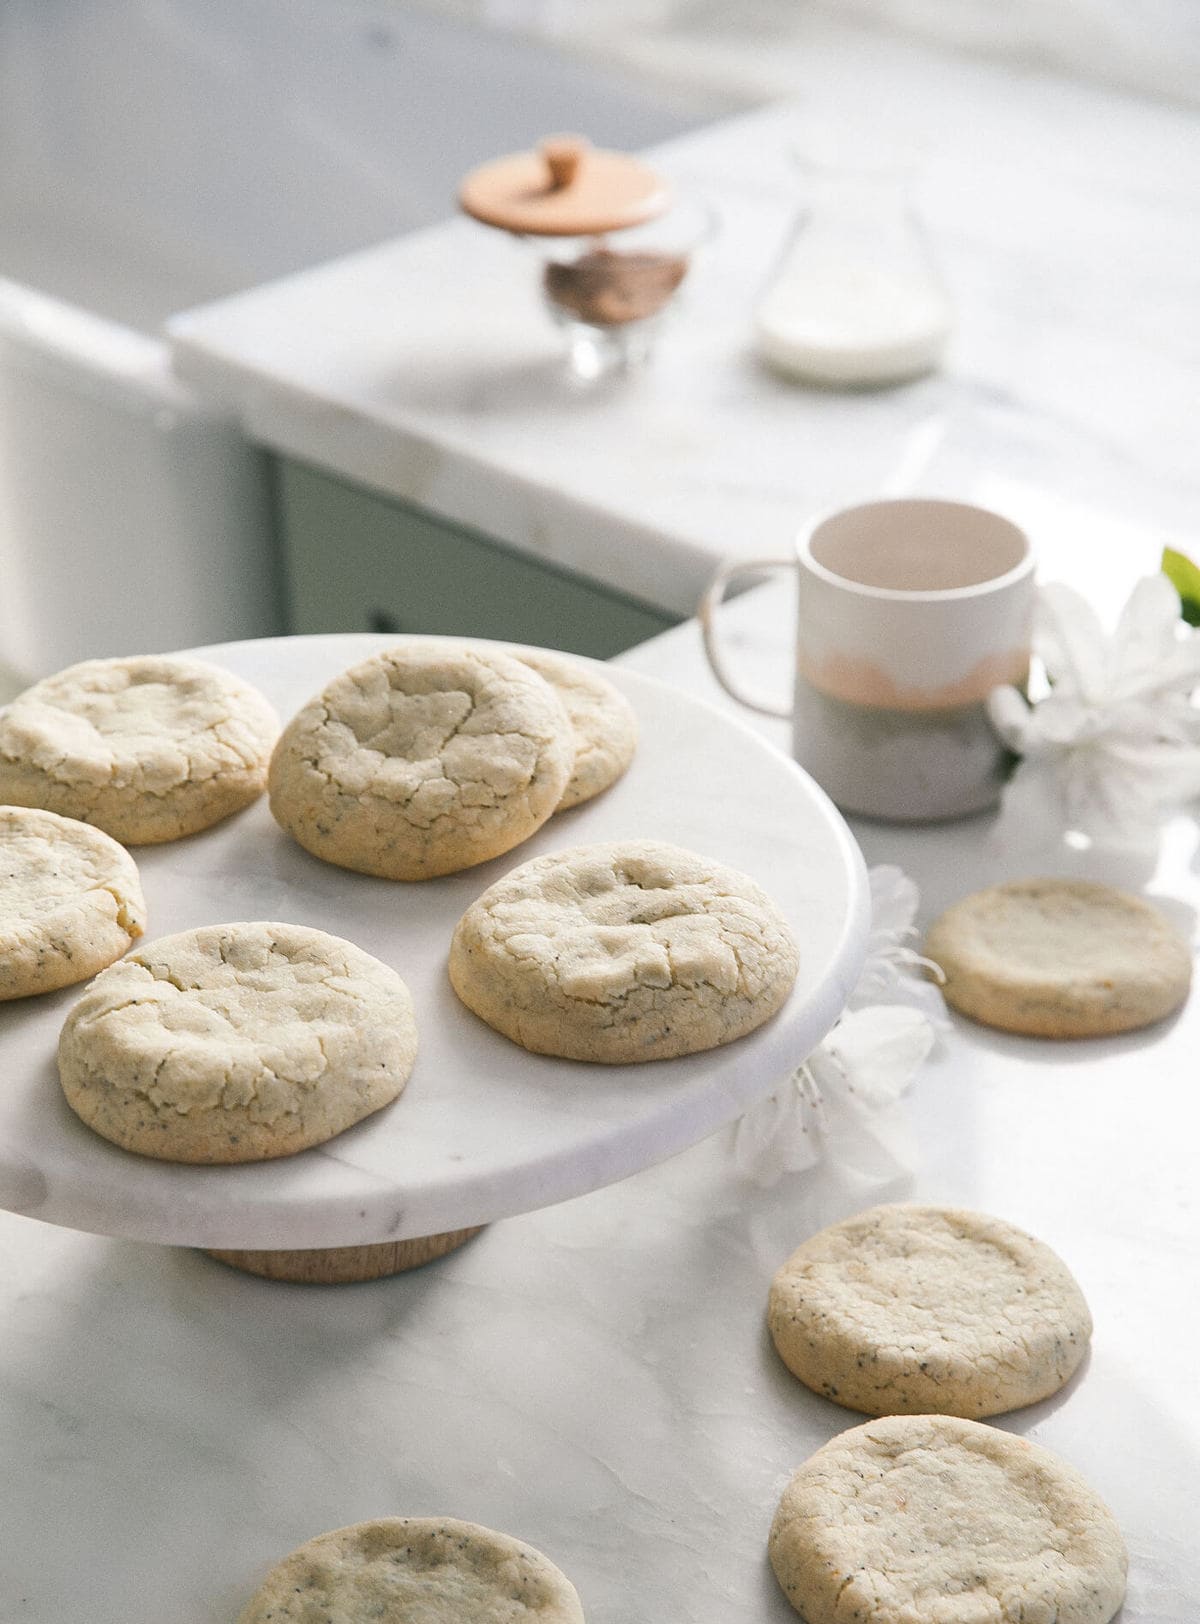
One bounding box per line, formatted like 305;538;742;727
0;633;866;1251
170;25;1200;618
2;594;1199;1620
5;28;1200;1622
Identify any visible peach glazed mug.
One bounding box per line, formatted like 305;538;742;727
699;498;1035;821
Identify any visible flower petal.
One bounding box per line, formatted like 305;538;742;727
1109;575;1200;703
986;684;1035;750
733;1073;822;1187
1036;583;1107;702
866;865;920;937
818;1078;920;1189
822;1006;934;1110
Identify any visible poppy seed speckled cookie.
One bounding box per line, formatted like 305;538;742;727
449;839;799;1063
510;647;637;810
268;644;574;880
236;1517;586;1624
0;806;146;999
58;921;416;1163
925;877;1191;1037
768;1203;1092;1418
770;1415;1127;1624
0;656;279;844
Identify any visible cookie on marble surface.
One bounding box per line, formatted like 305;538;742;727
510;647;637;810
236;1516;586;1624
269;643;574;880
58;921;416;1163
0;655;278;844
449;839;799;1062
768;1203;1091;1418
769;1414;1127;1624
0;806;146;1000
924;877;1191;1037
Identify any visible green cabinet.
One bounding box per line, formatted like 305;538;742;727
276;459;679;658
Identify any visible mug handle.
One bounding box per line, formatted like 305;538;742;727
698;557;796;720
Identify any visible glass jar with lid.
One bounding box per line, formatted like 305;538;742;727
460;135;711;379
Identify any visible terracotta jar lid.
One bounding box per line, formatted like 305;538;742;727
459;135;670;237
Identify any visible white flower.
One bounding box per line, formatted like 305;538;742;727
988;575;1200;848
733;1006;932;1188
733;864;940;1189
848;864;946;1023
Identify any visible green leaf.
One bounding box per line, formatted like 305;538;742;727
1162;546;1200;627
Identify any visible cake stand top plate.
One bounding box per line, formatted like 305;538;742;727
0;634;868;1249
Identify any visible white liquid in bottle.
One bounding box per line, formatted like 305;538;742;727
756;257;953;386
755;154;953;388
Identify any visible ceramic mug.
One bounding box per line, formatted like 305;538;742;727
699;498;1035;821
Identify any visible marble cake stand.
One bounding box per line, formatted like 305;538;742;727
0;635;868;1280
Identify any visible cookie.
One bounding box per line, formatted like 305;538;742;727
236;1517;585;1623
269;644;574;880
57;921;416;1163
769;1414;1127;1624
768;1203;1091;1418
925;877;1191;1037
0;655;278;844
449;839;799;1062
0;806;146;999
511;647;637;810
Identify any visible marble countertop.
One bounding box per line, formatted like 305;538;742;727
4;577;1199;1619
169;20;1200;618
6;25;1198;1621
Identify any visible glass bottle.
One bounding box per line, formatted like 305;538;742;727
755;155;953;388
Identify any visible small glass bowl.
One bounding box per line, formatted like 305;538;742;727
531;196;716;380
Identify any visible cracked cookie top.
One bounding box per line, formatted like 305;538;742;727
510;647;637;810
0;656;279;844
268;643;575;880
449;839;799;1062
57;921;417;1163
768;1203;1092;1420
770;1414;1127;1624
0;805;146;1000
237;1517;585;1624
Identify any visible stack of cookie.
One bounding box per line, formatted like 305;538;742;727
0;641;803;1187
267;642;638;879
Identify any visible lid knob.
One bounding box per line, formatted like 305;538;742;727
541;135;589;191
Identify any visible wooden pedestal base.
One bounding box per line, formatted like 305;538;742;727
205;1226;484;1284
